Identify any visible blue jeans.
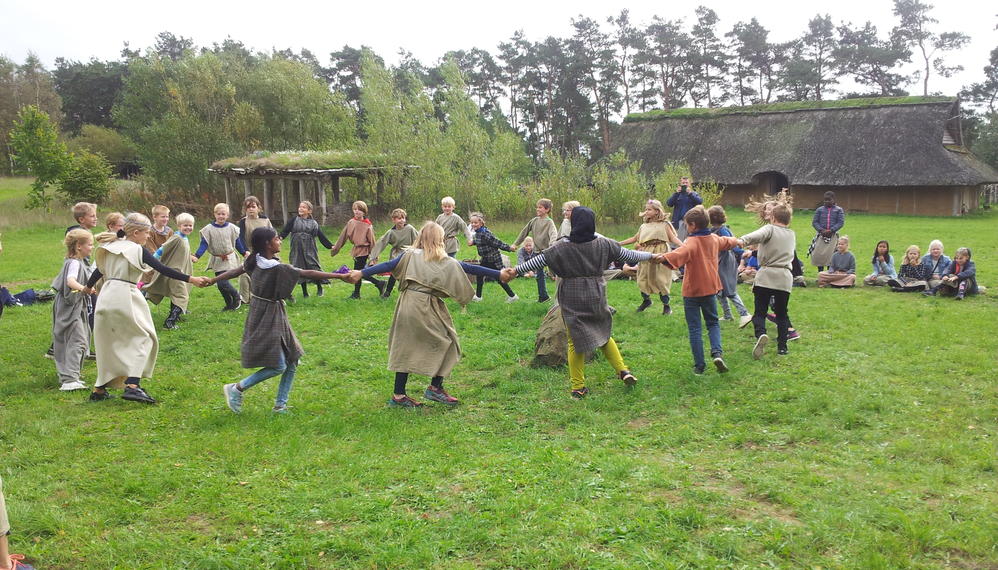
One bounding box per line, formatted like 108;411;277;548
237;352;298;407
536;270;548;299
683;295;722;368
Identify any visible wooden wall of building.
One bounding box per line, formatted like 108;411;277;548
717;184;979;216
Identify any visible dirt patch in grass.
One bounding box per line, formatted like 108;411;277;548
698;473;802;526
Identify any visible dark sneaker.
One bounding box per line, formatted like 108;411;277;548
122;386;157;404
618;370;637;387
766;313;777;323
693;365;706;375
777;346;789;355
223;383;242;413
347;293;361;300
955;292;965;300
538;296;550;303
662;304;672;315
88;390;114;402
44;347;55;360
787;330;801;341
387;395;423;408
424;385;460;405
272;404;289;413
712;355;729;373
753;334;769;360
570;386;590;399
636;298;652;312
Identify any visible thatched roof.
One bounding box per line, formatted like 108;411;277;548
613;97;998;187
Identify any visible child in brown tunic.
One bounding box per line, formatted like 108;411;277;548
214;226;351;413
331;200;385;299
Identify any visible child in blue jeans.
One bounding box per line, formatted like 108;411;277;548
213;227;351;413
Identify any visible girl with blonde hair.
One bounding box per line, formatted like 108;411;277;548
51;229;95;391
349;221;502;407
279;200;333;298
889;245;929;292
619;199;683;314
86;213;210;403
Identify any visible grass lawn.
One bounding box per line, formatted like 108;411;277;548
0;177;996;568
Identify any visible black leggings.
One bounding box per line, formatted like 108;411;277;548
476;274;515;298
354;256;384;296
753;286;790;347
394;372;443;395
214;271;238;306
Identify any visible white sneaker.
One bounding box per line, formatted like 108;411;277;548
739;315;753;329
753;334;769;360
471;295;482;302
60;380;88;391
506;294;520;303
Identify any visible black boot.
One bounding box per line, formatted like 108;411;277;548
316;283;324;297
300;283;309;298
660;294;672;315
636;293;652;312
164;303;183;329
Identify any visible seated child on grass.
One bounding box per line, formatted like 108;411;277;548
863;240;896;286
926;247;977;299
816;236;856;288
889;245;929;292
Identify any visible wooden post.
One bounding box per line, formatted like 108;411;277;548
331;176;341;203
298;179;305;205
318;178;328;224
224;177;232;211
263;179;273;218
376;172;385;206
280;178;288;222
243;179;252;201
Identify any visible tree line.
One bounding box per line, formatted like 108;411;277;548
1;0;997;217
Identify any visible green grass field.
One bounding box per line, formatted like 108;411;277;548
1;177;996;568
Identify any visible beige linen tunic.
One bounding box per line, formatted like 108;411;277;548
514;216;559;251
199;223;242;272
387;250;474;377
144;234;193;310
94;240;159;388
739;224;796;293
0;475;9;535
635;221;675;295
238;217;273;303
434;213;472;255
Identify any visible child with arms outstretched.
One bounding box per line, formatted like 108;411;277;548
349;222;503;407
217;226;351;413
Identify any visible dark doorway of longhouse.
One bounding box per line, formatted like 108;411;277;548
752;171;789;195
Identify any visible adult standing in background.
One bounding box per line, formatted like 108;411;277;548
808;191;845;272
666;176;702;241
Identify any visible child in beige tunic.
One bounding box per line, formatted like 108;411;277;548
331;200;386;299
618;199;682;314
144;212;196;330
87;213;208;404
353;221;501;408
193;203;246;311
236;196;273;305
434;196;473;258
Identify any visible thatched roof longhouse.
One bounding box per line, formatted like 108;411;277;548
614;97;998;187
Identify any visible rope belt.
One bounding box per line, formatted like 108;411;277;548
107;277;137;285
251;293;283;304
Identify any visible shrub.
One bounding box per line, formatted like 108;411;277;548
58;150;114;204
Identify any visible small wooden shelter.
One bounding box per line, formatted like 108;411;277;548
208;151;417;225
612;97;998;216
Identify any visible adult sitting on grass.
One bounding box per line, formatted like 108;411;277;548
504;207;668;399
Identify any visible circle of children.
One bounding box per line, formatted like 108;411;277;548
0;184;971;570
40;186;979;409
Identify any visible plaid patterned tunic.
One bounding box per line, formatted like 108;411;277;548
472;226;513;270
516;238;652;353
241;261;304;369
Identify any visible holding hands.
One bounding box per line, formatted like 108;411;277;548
500;267;517;283
345;270;363;284
190;276;212;288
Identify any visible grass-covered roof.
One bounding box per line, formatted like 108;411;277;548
623;96;956;123
612;98;998;187
210;150;414;174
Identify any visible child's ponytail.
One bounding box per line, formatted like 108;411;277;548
245;226;277;272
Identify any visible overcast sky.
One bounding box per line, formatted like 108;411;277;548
2;0;995;99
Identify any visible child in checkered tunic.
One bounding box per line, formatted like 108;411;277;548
468;212;518;302
508;207;667;398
